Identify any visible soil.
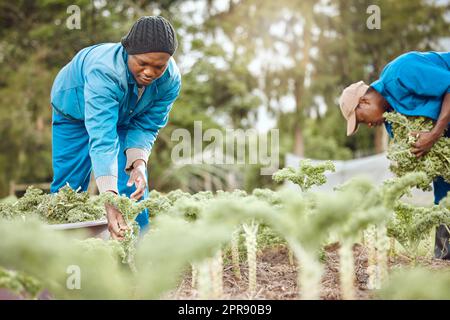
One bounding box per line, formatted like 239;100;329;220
168;243;450;300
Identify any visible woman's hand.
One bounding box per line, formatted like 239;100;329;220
127;159;147;200
105;202;128;240
410;131;439;158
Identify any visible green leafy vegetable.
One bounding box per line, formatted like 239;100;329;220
384;112;450;188
272;159;335;191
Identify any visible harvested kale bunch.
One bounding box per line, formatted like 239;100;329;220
384;112;450;189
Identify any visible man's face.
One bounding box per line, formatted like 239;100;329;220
128;52;171;87
355;92;387;128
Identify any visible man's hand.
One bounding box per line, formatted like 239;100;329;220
411;93;450;158
410;131;440;158
128;159;147;200
105;202;128;240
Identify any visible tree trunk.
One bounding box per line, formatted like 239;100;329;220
36;116;44;132
374;126;388;153
292;5;312;157
293;122;304;156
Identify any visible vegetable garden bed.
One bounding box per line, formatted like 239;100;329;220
0;113;449;300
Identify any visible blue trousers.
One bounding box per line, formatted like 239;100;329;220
433;128;450;205
434;177;450;205
50;109;149;229
432;130;449;259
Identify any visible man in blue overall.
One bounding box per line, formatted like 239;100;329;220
339;51;450;259
50;16;181;240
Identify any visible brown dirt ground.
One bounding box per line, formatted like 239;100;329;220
168;243;450;300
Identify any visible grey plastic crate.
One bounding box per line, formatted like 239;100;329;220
47;219;109;239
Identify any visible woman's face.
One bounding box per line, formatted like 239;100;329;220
128;52;170;87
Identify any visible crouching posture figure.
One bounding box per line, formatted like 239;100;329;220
339;51;450;259
50;16;181;239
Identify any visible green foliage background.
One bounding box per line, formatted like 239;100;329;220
0;0;448;196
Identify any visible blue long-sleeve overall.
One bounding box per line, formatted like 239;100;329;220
50;43;181;229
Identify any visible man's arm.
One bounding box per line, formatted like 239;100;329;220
124;75;181;195
84;68;122;193
431;92;450;138
411;92;450;157
84;67;130;240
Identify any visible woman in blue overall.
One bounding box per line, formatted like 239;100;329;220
339;51;450;259
50;16;181;239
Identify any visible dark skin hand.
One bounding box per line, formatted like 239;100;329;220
108;51;169;239
410;92;450;158
105;160;148;240
128;159;147;200
356;90;450;158
128;52;171;87
105;200;128;240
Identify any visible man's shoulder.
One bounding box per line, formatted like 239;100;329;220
390;51;449;71
74;43;120;63
377;51;434;83
167;57;181;82
83;42;123;66
82;43;128;86
383;51;420;72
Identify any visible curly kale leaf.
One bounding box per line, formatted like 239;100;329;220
384;112;450;189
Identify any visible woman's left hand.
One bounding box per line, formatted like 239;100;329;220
127;160;147;200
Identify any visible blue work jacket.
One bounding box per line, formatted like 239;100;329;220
371;51;450;136
51;42;181;179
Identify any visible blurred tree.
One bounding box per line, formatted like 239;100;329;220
149;0;263;191
0;0;448;196
205;0;449;159
0;0;186;196
209;0;320;157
